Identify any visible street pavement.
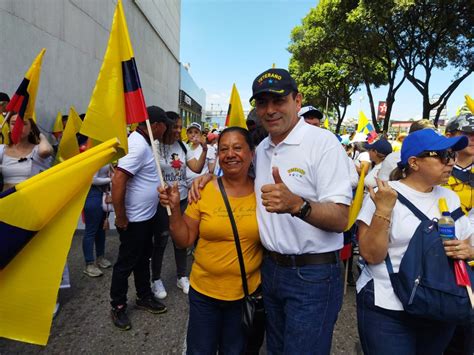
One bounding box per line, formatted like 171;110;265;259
0;230;361;354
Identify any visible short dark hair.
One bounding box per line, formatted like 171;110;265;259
0;92;10;102
218;126;255;152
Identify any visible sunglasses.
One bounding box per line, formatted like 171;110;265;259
416;150;457;165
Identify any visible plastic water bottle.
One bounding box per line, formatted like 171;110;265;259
438;211;455;241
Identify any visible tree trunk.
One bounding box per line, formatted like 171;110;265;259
364;81;380;132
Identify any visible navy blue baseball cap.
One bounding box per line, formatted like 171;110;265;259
250;68;298;102
399;129;468;167
365;139;393;156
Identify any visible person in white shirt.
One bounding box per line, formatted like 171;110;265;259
151;113;207;300
251;68;352;354
356;129;474;354
185;122;216;188
109;106;170;331
363;138;392;189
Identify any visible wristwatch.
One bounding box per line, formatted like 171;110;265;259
291;198;312;219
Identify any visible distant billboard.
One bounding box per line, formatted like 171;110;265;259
377;101;387;122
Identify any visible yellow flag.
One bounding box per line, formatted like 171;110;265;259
1;121;9;145
56;107;82;162
52;111;63;134
23;49;46;121
323;118;329;129
80;0;147;156
0;139;119;345
357;111;373;134
345;165;367;231
225;84;247;129
465;95;474;114
181;115;191;142
6;49;46;143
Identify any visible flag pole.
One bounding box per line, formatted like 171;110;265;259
145;119;171;216
0;112;12;130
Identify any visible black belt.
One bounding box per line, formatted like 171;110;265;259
265;249;337;267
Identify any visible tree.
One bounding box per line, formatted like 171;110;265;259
352;0;473;126
289;60;358;133
289;0;403;132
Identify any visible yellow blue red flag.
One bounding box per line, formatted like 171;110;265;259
80;0;147;156
0;139;119;345
6;49;46;144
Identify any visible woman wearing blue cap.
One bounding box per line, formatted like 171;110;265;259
356;129;474;354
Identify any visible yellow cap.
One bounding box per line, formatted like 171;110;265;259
438;198;449;213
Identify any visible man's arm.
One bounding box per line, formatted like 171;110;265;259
112;169;130;229
260;167;349;232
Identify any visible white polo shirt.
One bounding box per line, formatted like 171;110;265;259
255;119;353;254
117;130;160;222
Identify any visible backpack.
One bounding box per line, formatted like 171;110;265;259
385;192;474;322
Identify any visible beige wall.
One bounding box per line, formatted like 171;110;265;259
0;0;180;133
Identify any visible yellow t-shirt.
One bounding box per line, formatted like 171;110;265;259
185;181;262;301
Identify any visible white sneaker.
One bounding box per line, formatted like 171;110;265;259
152;279;167;299
83;263;103;277
177;277;190;295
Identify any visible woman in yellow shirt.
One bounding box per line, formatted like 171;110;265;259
159;127;262;354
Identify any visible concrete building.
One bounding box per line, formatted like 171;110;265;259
179;63;205;126
0;0;181;131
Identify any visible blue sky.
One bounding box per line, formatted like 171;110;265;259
180;0;473;122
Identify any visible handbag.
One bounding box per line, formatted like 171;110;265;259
217;177;265;352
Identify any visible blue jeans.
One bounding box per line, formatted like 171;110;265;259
187;287;245;354
83;186;106;263
357;280;457;355
261;254;343;354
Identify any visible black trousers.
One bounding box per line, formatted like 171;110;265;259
110;216;155;308
151;200;188;280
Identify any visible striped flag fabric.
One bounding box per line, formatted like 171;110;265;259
5;49;46;144
80;0;147;156
0;139;119;345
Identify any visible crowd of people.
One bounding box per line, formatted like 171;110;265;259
1;67;474;354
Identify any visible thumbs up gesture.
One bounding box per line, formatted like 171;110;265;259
158;182;180;212
261;167;304;214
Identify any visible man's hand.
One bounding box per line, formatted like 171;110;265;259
188;173;213;203
260;167;303;214
115;214;129;230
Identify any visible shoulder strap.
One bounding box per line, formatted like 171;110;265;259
217;177;249;297
396;192;430;222
178;140;187;154
451;207;465;221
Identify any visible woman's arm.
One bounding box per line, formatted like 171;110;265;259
187;141;207;173
37;133;54;158
359;179;398;264
159;183;200;248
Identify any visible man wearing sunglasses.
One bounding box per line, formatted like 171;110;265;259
443;113;474;355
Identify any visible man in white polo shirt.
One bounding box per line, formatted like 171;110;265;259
251;68;352;354
109;106;171;330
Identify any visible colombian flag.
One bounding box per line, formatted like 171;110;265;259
225;84;247;129
5;49;46;144
80;0;147;156
0;139;119;345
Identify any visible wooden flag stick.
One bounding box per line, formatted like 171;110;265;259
0;111;11;130
145;119;171;216
343;259;349;295
466;285;474;308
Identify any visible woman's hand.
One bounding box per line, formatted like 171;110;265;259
368;178;397;217
158;183;180;212
443;239;473;260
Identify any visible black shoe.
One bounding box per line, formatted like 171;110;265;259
135;296;167;314
111;305;131;330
